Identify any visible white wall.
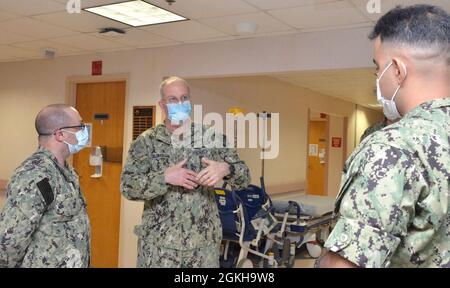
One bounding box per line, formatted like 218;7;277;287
0;27;377;267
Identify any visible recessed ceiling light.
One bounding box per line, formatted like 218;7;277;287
84;0;188;27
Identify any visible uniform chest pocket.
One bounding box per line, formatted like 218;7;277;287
150;153;171;172
54;188;83;220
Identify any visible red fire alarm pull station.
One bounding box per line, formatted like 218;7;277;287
332;137;342;148
92;60;102;76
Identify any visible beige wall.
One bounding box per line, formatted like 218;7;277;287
0;26;379;267
356;105;385;145
327;115;346;198
189;77;357;198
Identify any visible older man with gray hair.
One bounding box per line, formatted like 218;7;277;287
121;76;251;268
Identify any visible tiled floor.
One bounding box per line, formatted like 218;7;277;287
294;250;316;268
271;191;323;268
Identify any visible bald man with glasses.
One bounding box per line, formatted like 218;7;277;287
0;104;91;268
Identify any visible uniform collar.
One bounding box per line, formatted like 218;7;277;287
154;124;173;145
407;97;450;117
36;146;72;174
155;122;206;147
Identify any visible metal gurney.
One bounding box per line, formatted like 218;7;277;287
267;194;337;261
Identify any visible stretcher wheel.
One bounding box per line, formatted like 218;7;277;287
260;248;279;268
281;239;291;266
287;255;296;268
306;242;322;259
237;258;253;268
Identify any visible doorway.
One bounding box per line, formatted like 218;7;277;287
307;111;329;196
73;81;126;268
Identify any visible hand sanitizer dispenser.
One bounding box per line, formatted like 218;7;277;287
90;146;103;178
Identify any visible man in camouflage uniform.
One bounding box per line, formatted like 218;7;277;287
121;76;251;268
0;104;91;268
318;5;450;268
359;117;397;143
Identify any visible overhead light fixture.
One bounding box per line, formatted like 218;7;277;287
84;0;188;27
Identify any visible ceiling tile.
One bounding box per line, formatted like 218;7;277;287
199;12;294;35
0;9;20;22
272;68;379;107
51;33;131;51
1;18;79;38
301;21;373;33
52;0;126;8
33;10;129;33
244;0;336;10
10;40;82;55
96;28;177;47
0;30;35;45
269;1;369;29
0;45;41;58
140;20;227;42
148;0;259;19
349;0;450;21
0;0;65;16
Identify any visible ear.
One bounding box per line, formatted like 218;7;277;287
158;100;167;117
392;58;408;84
53;130;65;143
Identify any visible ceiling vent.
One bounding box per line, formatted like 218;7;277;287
99;27;126;37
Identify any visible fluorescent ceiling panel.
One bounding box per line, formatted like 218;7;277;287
84;0;187;27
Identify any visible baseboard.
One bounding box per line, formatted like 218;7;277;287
265;183;306;195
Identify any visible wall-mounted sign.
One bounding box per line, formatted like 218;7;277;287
332;137;342;148
309;144;318;156
92;60;102;76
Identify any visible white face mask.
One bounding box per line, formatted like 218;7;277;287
63;126;89;154
376;61;407;121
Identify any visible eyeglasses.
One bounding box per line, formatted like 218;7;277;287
38;123;85;136
59;123;86;131
166;95;190;104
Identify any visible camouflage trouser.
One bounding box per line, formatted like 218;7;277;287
137;238;220;268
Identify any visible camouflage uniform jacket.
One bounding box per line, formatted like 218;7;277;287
325;98;450;268
121;123;251;250
0;147;91;268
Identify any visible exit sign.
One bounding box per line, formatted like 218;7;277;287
332;137;342;148
92;60;102;76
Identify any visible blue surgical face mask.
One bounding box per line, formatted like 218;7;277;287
166;101;192;124
376;61;407;121
63;126;89;154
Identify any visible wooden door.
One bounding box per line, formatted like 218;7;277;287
73;81;125;268
307;120;327;195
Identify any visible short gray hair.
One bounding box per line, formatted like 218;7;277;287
159;76;190;99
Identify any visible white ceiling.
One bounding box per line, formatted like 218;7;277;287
1;0;448;62
271;68;380;110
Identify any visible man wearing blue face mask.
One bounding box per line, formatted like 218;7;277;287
317;4;450;268
0;104;91;267
121;76;251;268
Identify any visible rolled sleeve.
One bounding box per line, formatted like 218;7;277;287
324;217;401;268
325;142;423;268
